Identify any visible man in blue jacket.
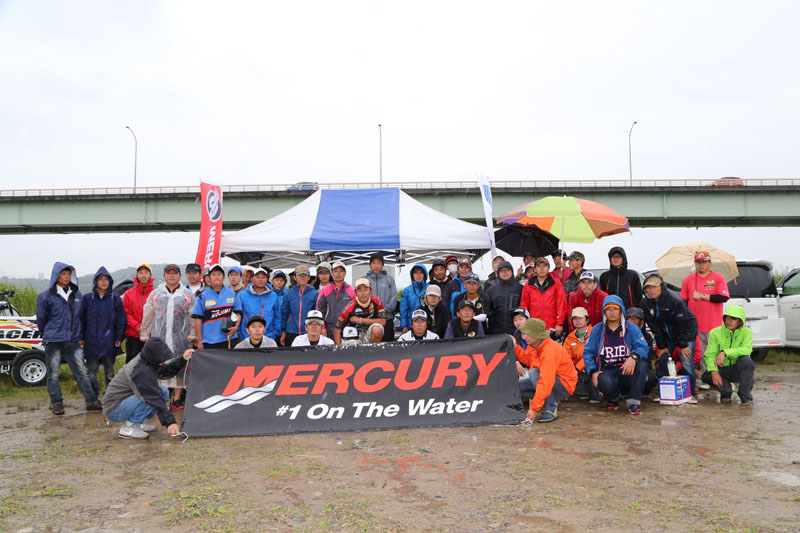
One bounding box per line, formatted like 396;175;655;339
36;262;101;415
280;264;318;346
79;266;127;398
399;264;428;334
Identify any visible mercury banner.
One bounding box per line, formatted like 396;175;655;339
194;180;223;269
181;336;524;437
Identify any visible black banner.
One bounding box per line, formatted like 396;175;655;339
181;336;524;437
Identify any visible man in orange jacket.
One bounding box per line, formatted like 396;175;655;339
511;318;577;423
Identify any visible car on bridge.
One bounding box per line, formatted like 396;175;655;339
287;181;319;192
709;176;744;187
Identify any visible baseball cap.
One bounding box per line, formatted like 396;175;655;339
432;259;446;268
571;306;590;319
207;264;225;275
185;263;201;273
355;277;371;289
643;274;663;288
331;261;346;271
271;270;287;280
163;263;181;274
251;267;269;277
295;265;310;275
579;271;596;283
425;285;441;297
694;251;711;262
603;301;622;310
534;256;550;267
228;266;243;275
247;315;267;327
411;309;428;322
510;307;530;319
627;307;644;320
569;251;585;262
497;260;514;272
457;299;476;311
305;310;324;324
445;255;458;265
458;257;472;266
464;273;480;284
316;261;332;273
136;263;152;272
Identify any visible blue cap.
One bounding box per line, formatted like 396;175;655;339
228;266;243;275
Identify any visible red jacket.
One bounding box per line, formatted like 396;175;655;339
567;287;609;330
122;278;155;338
520;274;567;329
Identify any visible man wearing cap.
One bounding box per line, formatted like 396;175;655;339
269;271;289;342
486;260;523;335
398;309;440;341
551;250;570;285
444;300;485;339
444;255;459;281
313;261;332;290
483;255;506;292
583;295;650;415
567;271;608;330
428;259;449;291
400;264;429;334
642;273;699;401
441;257;473;316
519;261;536;285
416;284;449;338
185;263;204;298
521;256;567;337
228;266;245;294
563;307;601;402
510;307;530;347
280;265;319;347
191;264;243;350
140;264;196;408
238;267;281;343
511;318;578;423
562;251;587;296
292;310;335;346
680;251;730;383
599;247;643;309
234;316;278;349
122;263;155;363
316;261;356;338
452;273;489;326
365;254;398;340
334;278;386;344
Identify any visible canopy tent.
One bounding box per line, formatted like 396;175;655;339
221;188;490;268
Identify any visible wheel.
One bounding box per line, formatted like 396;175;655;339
11;350;47;387
750;348;769;362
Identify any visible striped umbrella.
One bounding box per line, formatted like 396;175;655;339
496;196;630;243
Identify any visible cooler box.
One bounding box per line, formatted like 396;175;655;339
658;376;691;405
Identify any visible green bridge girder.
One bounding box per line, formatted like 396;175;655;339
0;185;798;234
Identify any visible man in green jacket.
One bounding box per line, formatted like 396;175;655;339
701;305;754;404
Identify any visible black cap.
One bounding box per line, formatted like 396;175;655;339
432;259;446;268
163;263;181;274
627;307;644;320
457;299;476;311
497;260;514;272
186;263;201;273
510;307;530;318
464;273;480;283
247;315;267;327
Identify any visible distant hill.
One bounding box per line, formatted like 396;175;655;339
0;263;184;293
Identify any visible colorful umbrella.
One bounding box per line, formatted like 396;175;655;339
496;196;630;243
655;242;739;287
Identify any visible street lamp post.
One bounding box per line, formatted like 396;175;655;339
125;126;138;191
628;121;637;186
378;124;382;186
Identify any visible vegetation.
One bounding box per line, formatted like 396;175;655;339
0;283;38;316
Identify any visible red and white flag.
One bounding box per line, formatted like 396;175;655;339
195;181;223;268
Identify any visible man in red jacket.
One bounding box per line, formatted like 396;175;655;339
520;257;567;338
122;263;155;363
568;271;608;330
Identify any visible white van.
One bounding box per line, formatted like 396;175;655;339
776;267;800;348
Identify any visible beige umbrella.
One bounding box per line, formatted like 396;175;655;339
655;242;739;287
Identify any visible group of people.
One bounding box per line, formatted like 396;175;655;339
35;246;755;438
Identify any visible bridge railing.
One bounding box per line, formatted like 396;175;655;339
1;178;799;197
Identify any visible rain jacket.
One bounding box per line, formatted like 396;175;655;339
520;274;567;329
442;274;468;316
102;337;186;427
599;247;643;309
122;276;155;338
641;280;698;350
36;262;83;343
281;284;319;335
568;287;609;330
704;305;752;372
583;295;650;374
399;264;429;329
485;276;522;335
238;284;281;340
140;282;196;357
316;282;356;332
562;269;585;295
514;337;577;412
271;284;287;320
365;268;398;315
79;267;126;358
564;324;593;371
416;300;449;338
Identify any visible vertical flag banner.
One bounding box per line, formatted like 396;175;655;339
195;181;223;268
476;174;497;258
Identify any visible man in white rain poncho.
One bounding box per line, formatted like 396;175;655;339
140;264;196;409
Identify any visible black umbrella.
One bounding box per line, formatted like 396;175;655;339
494;225;559;258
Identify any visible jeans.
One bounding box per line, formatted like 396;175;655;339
701;356;755;402
44;341;96;404
518;368;571;412
85;355;116;397
656;341;697;393
125;336;144;364
596;361;648;407
107;386;169;424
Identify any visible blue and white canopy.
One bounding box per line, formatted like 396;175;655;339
221;188;490;267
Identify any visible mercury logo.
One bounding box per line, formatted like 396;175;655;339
206;189;222;222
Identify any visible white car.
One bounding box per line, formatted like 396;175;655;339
777;267;800;348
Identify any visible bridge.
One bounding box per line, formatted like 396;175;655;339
0;178;798;234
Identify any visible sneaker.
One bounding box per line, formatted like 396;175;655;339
537;409;558;423
138;422;158;432
687;396;698;404
118;424;150;439
589;398;601;404
86;399;103;411
740;399;753;406
629;404;642;416
698;382;711;390
607;400;619;411
51;403;65;415
720;395;732;403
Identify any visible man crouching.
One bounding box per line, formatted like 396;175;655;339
102;337;194;439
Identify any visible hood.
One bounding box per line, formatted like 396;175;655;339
92;266;114;291
49;262;78;290
608;246;629;271
722;304;746;323
601;294;627;321
408;263;429;282
139;337;175;367
247;283;273;296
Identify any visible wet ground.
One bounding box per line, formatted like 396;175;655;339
2;362;800;532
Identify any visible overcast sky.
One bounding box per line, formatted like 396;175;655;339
0;1;798;281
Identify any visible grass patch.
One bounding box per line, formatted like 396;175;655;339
159;487;232;526
759;348;800;363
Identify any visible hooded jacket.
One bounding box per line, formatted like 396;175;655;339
365;268;398;314
520;273;567;329
122;276;155;338
568;286;609;330
238;284;281;340
140;281;196;357
514;336;577;412
704;305;752;372
101;337;186;427
641;281;698;350
36;262;83;343
400;264;429;329
598;247;643;309
485;270;523;335
79;267;127;357
583;295;650;374
281;283;319;335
